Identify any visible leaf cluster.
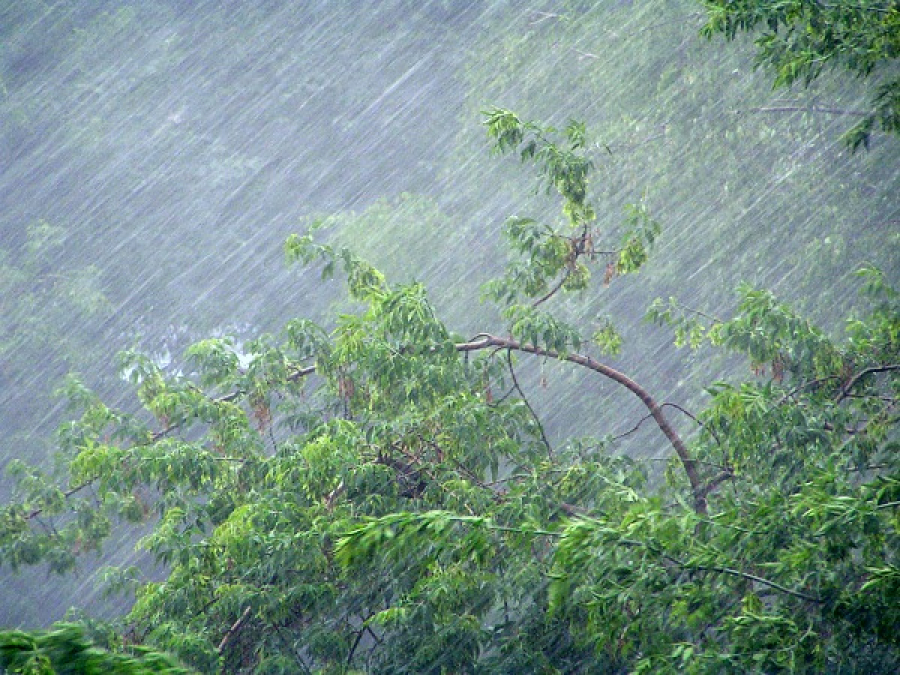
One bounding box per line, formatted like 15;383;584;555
701;0;900;149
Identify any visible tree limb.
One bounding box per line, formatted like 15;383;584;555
218;606;251;653
836;364;900;403
457;334;706;512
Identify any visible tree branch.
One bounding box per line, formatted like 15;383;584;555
218;606;252;653
836;364;900;403
686;561;821;603
457;334;706;512
610;411;655;442
696;470;735;501
531;269;571;308
662;401;720;446
737;106;870;117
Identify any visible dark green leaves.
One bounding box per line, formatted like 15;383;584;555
701;0;900;149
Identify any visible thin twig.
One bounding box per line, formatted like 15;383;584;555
532;269;571;308
506;349;553;459
775;375;841;406
737;106;870;117
610;411;654;441
836;364;900;403
662;402;721;446
26;481;94;520
687;562;820;603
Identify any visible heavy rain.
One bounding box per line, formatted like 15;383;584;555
1;1;898;672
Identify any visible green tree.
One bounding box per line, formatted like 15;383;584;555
701;0;900;149
1;108;897;673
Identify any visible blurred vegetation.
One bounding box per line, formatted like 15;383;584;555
0;622;196;674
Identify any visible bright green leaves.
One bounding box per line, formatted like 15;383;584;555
721;283;840;378
334;510;542;671
504;305;582;355
652;281;854;384
482;107;532;156
378;282;450;348
2;448;115;575
483;217;569;302
329;456;656;668
616;202;661;274
646;296;720;349
547;497;840;671
285;230;387;302
326;281;461;414
483;108;599;304
591;317;623;355
549;509;695;666
0;623;197;675
298;431;359;502
335;510;495;570
482;109;660;341
185;339;240;389
484;108;595;213
723;607;817;673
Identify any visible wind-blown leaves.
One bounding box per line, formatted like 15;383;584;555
1;110;897;673
701;0;900;149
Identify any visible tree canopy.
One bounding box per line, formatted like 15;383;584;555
1;2;899;674
1;106;898;673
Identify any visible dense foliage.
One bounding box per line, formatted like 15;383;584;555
1;2;898;673
1;106;898;672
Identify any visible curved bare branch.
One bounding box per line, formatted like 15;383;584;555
456;334;706;512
